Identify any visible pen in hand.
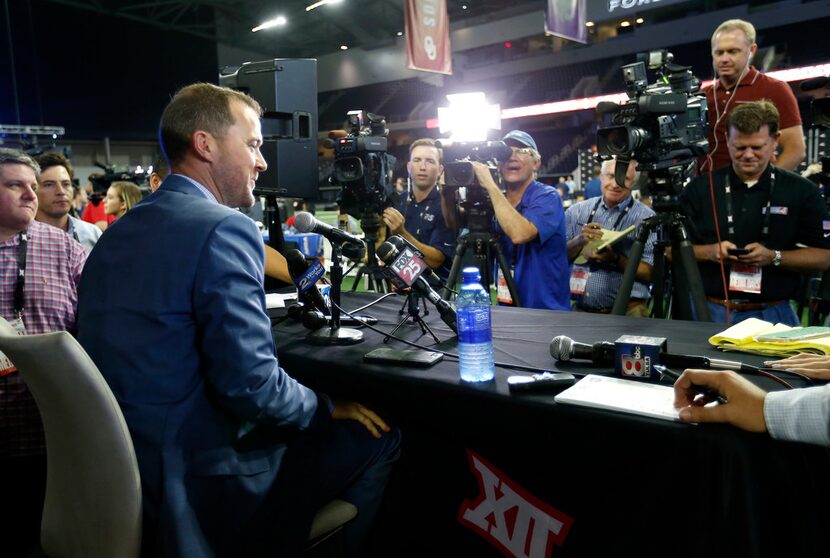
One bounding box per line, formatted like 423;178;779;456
654;364;728;405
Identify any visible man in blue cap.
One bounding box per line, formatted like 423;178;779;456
467;130;570;310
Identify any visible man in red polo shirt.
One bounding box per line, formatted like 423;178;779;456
701;18;805;173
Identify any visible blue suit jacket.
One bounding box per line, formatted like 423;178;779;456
78;175;322;556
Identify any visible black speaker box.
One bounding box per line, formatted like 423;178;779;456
220;59;318;199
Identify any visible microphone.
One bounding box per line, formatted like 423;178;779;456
293;212;365;250
801;75;830;92
549;335;615;366
385;235;443;285
660;353;758;374
376;239;458;333
285;249;329;317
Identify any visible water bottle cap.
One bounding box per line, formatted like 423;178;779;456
462;267;481;283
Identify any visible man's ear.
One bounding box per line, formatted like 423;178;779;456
191;130;215;162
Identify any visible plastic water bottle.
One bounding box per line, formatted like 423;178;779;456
457;267;495;382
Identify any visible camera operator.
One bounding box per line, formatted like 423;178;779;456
702;18;804;173
459;130;570;310
679;100;830;325
382;138;455;281
565;158;655;316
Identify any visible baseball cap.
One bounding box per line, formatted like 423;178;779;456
501;130;538;152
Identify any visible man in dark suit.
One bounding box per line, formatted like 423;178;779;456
78;82;400;557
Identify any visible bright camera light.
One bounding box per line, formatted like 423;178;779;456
437;92;501;141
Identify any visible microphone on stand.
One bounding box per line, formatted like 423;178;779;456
293;211;365;251
376;238;458;334
285;249;329;318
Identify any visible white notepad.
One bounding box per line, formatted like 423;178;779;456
554;374;682;422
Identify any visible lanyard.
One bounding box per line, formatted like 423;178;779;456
14;231;28;317
587;196;633;231
724;168;776;244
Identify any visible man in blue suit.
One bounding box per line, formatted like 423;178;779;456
78;83;400;557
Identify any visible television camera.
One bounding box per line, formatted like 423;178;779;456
596;49;708;197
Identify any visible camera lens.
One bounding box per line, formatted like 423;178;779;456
334;157;364;182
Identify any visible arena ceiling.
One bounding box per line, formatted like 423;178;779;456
42;0;543;58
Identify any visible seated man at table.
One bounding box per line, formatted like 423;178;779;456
565;158;654;316
679;100;830;325
77;82;400;557
382;138;456;282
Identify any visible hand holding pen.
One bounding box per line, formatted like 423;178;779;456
670;369;768;433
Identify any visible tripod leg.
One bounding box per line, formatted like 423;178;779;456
611;225;650;315
490;237;521;307
674;236;711;321
383;314;410;343
669;248;693;320
441;236;467;300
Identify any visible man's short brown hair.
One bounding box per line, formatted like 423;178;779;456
160;82;262;166
727;99;780;136
0;148;40;176
409;138;443;164
35;152;74;180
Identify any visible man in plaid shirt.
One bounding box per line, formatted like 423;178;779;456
0;148;86;555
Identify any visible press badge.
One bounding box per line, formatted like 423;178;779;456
0;316;26;376
496;267;514;305
569;265;590;295
729;264;762;294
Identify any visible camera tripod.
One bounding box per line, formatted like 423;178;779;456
349;214;391;293
612;192;711;321
383;291;439;344
439;205;521;306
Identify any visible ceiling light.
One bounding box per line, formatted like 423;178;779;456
586;21;594;27
462;5;467;9
620;21;631;27
396;31;403;36
636;17;644;24
340;45;348;50
251;16;287;32
306;0;342;12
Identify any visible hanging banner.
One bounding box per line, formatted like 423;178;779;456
405;0;452;75
545;0;587;44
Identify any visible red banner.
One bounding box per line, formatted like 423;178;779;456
405;0;452;75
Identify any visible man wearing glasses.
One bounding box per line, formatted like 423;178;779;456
565;158;655;316
465;130;570;310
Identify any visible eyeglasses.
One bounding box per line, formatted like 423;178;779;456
510;146;535;156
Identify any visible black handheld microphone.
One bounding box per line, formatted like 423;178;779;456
294;211;365;250
377;239;458;333
285;249;329;318
549;335;615;366
661;353;758;374
385;235;443;285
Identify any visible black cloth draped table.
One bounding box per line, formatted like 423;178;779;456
271;292;829;558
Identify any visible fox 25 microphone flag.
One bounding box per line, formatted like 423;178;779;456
545;0;587;44
405;0;452;75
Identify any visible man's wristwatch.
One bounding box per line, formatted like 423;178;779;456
772;250;782;267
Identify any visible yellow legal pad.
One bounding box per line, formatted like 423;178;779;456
708;318;830;357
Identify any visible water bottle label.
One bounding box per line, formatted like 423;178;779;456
457;308;492;344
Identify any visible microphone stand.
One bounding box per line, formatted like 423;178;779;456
306;243;364;345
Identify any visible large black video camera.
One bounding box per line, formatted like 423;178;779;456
596;50;708;196
331;110;395;221
436;140;512;231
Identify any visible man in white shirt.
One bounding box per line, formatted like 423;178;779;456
34;153;101;252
